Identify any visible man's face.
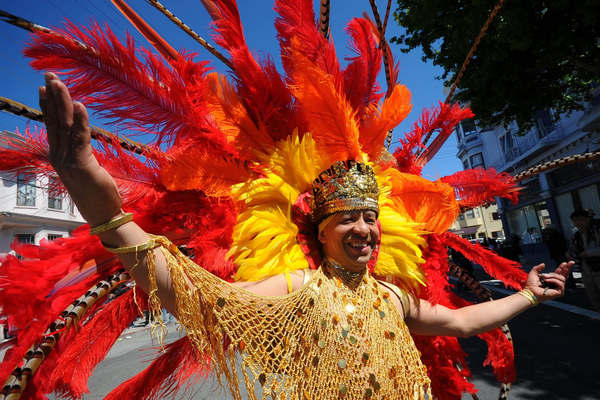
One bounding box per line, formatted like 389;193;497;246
318;210;379;271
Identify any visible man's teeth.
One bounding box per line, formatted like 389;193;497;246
349;242;369;248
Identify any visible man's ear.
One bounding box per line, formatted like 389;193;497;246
318;228;327;245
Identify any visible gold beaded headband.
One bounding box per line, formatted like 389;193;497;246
311;160;379;223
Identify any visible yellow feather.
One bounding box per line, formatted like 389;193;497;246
228;132;325;282
374;172;428;291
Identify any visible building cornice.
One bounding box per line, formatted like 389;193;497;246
0;211;84;229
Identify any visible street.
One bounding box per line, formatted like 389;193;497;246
43;283;600;400
458;286;600;400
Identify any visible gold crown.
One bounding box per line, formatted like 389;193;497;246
311;160;379;222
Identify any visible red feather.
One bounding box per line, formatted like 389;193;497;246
448;292;516;384
104;336;210;400
414;335;475;400
343;18;383;119
205;0;297;142
413;235;514;399
478;329;517;383
0;226;122;382
361;14;400;90
25;22;221;148
0;127;57;187
417;103;475;166
275;0;341;85
46;289;147;399
442;232;527;290
440;168;520;208
395;102;473;174
410;236;476;400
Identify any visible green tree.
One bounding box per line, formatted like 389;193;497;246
391;0;600;133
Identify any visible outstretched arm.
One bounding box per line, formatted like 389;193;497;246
404;261;573;337
40;72;178;312
40;73;293;310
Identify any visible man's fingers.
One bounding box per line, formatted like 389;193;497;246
556;261;574;276
39;86;56;152
72;101;91;149
38;86;47;115
532;263;546;272
49;78;74;129
542;275;565;286
46;73;75;164
43;74;59;131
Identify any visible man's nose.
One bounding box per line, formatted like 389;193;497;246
352;217;370;235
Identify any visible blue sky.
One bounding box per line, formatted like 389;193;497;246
0;0;462;179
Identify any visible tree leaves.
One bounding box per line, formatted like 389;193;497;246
391;0;600;133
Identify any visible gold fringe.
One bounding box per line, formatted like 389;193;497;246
147;236;431;399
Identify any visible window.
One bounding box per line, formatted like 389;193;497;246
465;209;475;218
16;173;36;206
15;233;35;260
499;132;514;156
461;119;477;135
535;109;555;138
474;208;480;217
470;153;485;169
47;234;63;241
458;214;465;220
16;233;35;244
491;231;502;238
48;177;62;210
492;212;501;220
69;198;75;215
478;232;486;239
462;159;470;170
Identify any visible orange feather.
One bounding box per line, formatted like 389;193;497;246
289;45;363;163
205;73;275;158
360;84;412;159
384;168;459;234
158;143;254;196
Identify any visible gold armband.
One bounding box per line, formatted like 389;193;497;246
89;212;134;235
517;288;539;306
102;237;161;254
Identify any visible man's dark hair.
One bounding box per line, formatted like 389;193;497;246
570;208;595;220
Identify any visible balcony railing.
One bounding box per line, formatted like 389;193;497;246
503;125;570;163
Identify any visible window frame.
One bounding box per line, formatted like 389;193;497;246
469;152;485;169
47;177;63;210
16;173;36;207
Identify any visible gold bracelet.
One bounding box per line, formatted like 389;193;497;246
517;288;539;306
89;212;134;235
102;237;160;254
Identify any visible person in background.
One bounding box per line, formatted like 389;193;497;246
568;209;600;310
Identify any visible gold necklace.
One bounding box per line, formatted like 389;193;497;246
323;259;366;287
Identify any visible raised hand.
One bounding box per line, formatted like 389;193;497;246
39;72;122;226
525;261;574;302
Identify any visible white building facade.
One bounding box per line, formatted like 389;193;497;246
455;89;600;242
449;203;505;242
0;131;84;257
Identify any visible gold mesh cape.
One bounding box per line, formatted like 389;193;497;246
147;236;431;399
